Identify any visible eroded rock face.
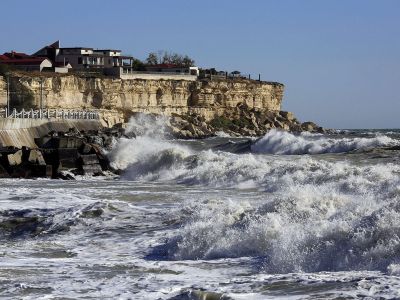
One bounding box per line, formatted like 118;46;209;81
0;74;284;124
0;73;325;136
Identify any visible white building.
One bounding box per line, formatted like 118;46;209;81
33;41;133;71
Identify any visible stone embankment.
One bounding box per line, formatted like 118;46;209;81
0;126;126;179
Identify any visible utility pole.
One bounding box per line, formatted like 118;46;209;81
6;75;10;117
40;78;43;119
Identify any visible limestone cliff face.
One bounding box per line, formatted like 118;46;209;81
0;74;284;125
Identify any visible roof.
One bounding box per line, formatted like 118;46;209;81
48;40;60;48
61;47;93;51
94;49;122;52
3;52;31;59
0;57;50;66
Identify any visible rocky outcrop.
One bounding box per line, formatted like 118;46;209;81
167;104;325;139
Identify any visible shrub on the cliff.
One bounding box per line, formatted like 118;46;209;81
131;58;146;71
210;116;233;130
232;118;253;129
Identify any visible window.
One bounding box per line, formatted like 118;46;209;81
78;57;82;64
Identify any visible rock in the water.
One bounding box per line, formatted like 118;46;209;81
301;121;318;132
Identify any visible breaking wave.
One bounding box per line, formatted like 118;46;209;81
108;116;400;274
161;159;400;273
251;129;399;154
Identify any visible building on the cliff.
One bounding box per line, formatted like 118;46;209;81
33;40;134;71
0;51;53;72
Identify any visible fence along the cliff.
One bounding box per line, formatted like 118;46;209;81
0;108;99;120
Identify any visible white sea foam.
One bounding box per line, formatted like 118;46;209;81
214;130;232;137
251;129;399;154
164;161;400;273
3;115;399;299
108;117;400;275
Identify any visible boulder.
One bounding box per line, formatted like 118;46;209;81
301;121;318;132
280;111;295;121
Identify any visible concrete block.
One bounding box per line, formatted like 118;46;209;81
0;164;10;178
57;148;78;160
79;154;99;165
8;150;23;166
82;164;102;176
28;150;46;166
80;143;94;154
59;158;77;169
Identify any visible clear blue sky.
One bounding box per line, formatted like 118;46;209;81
1;0;399;129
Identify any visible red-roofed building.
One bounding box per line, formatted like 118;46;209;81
0;51;53;72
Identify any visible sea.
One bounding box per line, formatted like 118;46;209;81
1;115;400;299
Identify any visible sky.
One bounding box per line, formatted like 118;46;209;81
1;0;399;129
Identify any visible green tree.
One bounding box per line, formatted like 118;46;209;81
182;55;195;67
131;58;146;71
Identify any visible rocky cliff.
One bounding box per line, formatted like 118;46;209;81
0;73;322;137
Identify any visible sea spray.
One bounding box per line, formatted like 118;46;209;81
107;116;400;274
108;114;193;178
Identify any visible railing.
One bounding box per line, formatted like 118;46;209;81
121;69;195;76
200;73;259;81
0;108;100;120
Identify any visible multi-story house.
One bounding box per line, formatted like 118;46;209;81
33;41;133;71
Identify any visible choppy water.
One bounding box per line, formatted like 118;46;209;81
1;116;400;299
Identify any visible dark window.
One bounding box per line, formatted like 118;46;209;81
78;57;82;64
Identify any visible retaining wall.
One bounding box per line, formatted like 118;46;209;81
0;119;103;148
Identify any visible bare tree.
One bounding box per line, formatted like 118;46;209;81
146;52;158;65
146;50;195;66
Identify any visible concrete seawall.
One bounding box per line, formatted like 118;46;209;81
0;119;103;148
